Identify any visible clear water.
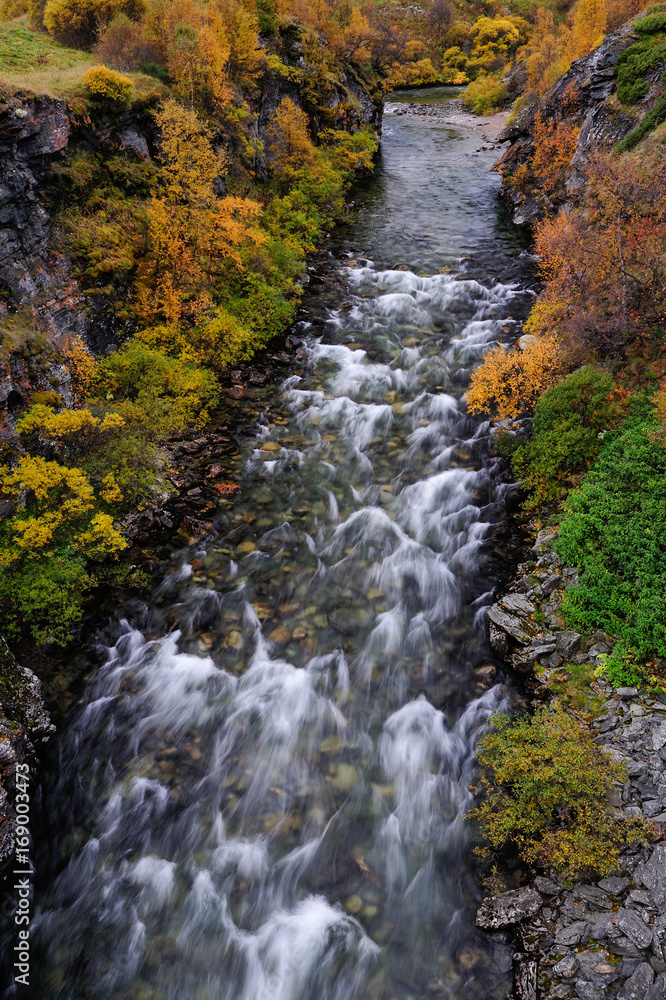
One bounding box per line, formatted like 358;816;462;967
21;93;533;1000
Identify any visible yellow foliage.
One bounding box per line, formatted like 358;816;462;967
571;0;607;59
43;0;145;47
0;456;125;564
81;64;134;102
100;472;124;503
138;100;263;325
15;403;126;452
62;337;98;404
138;309;257;368
266;97;315;177
466;335;567;421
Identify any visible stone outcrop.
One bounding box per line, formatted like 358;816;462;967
480;527;666;1000
0;96;87;344
496;19;653;226
0;637;53;885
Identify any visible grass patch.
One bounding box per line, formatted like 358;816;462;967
0;17;166;99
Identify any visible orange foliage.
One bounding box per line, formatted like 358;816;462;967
138;100;263;324
266;97;315;177
530;111;579;209
147;0;233;108
466;335;567;421
530;153;666;354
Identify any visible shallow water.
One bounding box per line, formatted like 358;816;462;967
20;92;534;1000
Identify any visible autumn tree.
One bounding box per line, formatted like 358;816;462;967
570;0;607;60
266;97;315;177
93;12;160;69
530;153;666;355
43;0;145;48
147;0;232;108
426;0;452;44
138;101;263;326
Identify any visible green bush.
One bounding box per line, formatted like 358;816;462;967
635;10;666;34
556;404;666;663
461;72;509;115
616;94;666;151
470;706;643;878
0;551;91;645
512;367;628;508
93;341;219;433
616;32;666;104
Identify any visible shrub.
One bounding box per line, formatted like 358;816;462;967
616;32;666;104
93;13;160;71
470;706;643;878
462;72;509;114
81;64;134;103
512;368;629;507
635;10;666;33
93;341;219;431
0;455;126;644
616;94;666;151
43;0;145;48
466;335;567;422
556;405;666;663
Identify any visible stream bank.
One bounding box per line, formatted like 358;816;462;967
479;528;666;1000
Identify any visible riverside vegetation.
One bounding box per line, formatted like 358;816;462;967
2;0;666;941
465;4;666;892
0;0;660;648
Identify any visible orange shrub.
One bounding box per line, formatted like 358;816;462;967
466;335;566;421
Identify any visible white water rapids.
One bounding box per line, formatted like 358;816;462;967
21;97;533;1000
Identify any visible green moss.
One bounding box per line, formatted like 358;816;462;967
546;660;605;715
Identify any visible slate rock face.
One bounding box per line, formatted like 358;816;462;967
0;638;54;883
495;18;647;226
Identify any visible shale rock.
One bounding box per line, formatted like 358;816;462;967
476;886;542;929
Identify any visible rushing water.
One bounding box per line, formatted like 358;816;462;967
18;93;534;1000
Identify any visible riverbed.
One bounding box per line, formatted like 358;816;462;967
17;90;534;1000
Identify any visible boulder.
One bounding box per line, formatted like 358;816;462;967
476;886;542;930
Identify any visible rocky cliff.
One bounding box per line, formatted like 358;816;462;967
496;20;653;226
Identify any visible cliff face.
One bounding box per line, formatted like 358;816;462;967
496;21;648;226
0;638;53;886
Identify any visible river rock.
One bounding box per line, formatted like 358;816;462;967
476;886;542;929
646;976;666;1000
554;921;590;946
556;631;582;658
514;954;537;1000
598;877;629;895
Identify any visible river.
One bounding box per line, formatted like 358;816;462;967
17;89;534;1000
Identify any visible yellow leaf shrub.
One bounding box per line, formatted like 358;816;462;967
81;65;134;103
466;335;566;422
